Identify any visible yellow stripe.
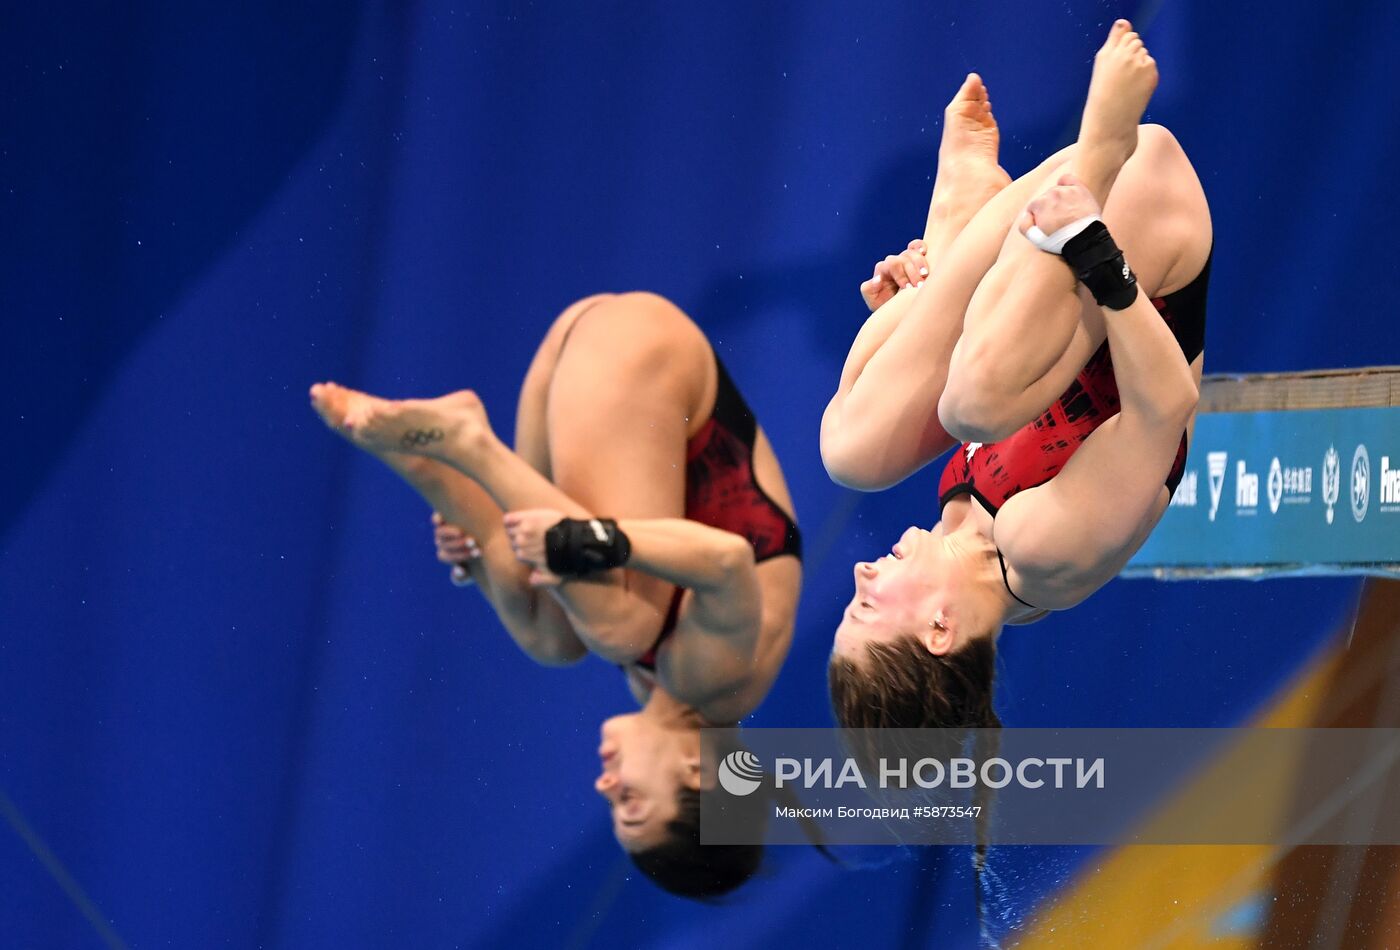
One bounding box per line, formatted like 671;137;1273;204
1012;649;1340;949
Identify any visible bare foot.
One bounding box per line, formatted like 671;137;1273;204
309;381;495;467
937;74;1006;174
1075;20;1158;202
926;73;1012;242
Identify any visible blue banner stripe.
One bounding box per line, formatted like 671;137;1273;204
1128;407;1400;570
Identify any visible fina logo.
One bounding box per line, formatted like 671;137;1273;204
1352;444;1370;523
1322;445;1341;524
718;750;764;797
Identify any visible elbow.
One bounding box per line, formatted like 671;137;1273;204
1164;394;1199;433
1170;384;1200;424
714;533;756;579
1149;371;1200;428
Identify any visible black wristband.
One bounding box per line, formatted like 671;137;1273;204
544;518;632;575
1061;219;1138;311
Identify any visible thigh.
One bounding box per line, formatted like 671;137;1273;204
544;293;713;606
959;130;1206;406
513;293;617;478
936;143;1080;283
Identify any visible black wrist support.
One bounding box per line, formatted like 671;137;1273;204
1061;219;1138;311
544;518;632;575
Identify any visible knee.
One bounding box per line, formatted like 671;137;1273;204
526;637;588;668
820;412;898;491
562;293;704;379
938;359;1019;445
1138;122;1179;151
1135;123;1187;170
596;292;694;338
822;445;891;492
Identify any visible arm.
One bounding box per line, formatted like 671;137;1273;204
610;518;774;718
820;293;923;485
615;518;762;637
821;159;1067;490
504;511;762;640
939;127;1207;443
448;325;692;663
444;524;588;667
820;247;952;491
994;180;1199;606
376;455;587;667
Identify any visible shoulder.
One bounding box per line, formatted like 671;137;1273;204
659;560;796;717
996;508;1090;609
993;484;1108;609
997;479;1171;609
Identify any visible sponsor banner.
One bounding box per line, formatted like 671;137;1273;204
1127;407;1400;572
700;728;1400;846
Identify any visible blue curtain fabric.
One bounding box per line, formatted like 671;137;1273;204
2;2;1394;946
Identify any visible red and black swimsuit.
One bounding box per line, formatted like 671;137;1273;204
937;256;1210;608
633;356;802;670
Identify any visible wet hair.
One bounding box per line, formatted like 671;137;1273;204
627;784;766;900
828;634;1001;930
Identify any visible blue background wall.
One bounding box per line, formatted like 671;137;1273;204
3;2;1397;947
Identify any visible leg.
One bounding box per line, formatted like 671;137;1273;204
939;23;1209;443
310;384;587;666
513;293;618;478
821;75;1029;490
995;180;1201;598
321;293;711;665
922;73;1012;257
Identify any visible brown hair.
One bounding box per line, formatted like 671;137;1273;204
628;732;834;900
627;785;765;900
828;634;1001;930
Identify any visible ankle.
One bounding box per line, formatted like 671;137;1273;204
447;424;502;477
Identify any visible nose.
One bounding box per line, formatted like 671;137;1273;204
856;561;877;580
595;772;618;796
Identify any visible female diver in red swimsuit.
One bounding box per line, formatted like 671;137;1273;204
823;22;1211;744
309;292;802;897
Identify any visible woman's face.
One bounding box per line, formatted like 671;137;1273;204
832;525;969;659
595;714;698;852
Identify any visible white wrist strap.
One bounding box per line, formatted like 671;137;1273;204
1024;215;1100;255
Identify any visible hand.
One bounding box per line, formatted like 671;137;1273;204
1017;173;1104;238
860;239;929;311
502;508;567;587
432;512;481;586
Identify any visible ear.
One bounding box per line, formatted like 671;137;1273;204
681;748;703;791
917;618;957;656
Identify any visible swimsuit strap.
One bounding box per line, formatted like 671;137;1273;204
996;547;1040;611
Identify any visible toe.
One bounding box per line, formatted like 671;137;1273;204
954;72;985;104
